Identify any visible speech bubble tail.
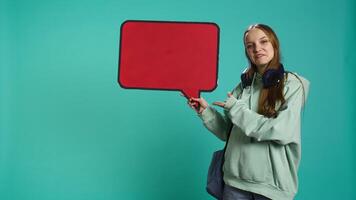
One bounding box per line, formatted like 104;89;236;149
181;89;200;99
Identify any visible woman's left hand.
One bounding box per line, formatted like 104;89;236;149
213;92;233;108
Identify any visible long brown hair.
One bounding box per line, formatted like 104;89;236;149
243;24;285;118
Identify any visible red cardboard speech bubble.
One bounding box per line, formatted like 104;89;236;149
118;20;219;99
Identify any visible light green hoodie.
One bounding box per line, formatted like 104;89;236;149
199;72;309;200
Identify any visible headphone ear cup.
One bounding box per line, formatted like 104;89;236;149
262;70;280;88
262;64;285;88
241;72;252;88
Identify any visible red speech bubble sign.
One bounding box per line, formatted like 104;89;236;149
118;20;219;99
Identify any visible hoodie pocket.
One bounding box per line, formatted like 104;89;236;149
237;142;272;183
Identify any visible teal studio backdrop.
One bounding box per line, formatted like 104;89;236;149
0;0;355;199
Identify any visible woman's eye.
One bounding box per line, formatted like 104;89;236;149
260;40;269;44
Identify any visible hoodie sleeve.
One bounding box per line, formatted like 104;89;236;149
224;75;310;145
198;84;243;141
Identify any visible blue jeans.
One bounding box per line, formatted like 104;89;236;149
223;185;271;200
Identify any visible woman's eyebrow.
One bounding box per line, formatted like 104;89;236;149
246;36;268;44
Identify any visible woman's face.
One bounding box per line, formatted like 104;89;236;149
244;28;274;71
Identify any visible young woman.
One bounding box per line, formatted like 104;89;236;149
188;24;310;200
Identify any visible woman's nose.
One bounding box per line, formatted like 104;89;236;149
253;44;262;53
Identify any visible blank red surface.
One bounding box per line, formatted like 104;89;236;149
118;20;219;98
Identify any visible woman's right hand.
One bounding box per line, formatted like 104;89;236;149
188;97;209;114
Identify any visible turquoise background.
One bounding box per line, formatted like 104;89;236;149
1;0;355;199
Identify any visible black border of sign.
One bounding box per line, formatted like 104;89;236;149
117;19;220;99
